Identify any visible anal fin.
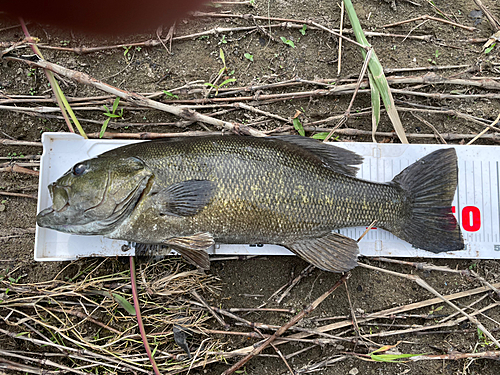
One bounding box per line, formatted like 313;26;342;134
285;232;359;272
164;232;214;270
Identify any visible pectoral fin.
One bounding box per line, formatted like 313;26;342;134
285;232;359;272
164;232;214;270
155;180;215;217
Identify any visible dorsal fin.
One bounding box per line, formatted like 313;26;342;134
271;135;363;177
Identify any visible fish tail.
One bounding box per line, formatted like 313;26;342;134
388;148;464;252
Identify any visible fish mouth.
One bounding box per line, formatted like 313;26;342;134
37;171;151;234
36;206;57;228
36;175;108;229
36;183;69;228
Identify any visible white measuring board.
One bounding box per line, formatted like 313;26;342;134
35;132;500;261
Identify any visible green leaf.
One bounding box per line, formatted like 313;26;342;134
112;97;121;113
311;132;330;140
484;43;496;54
292;117;305;136
219;78;237;88
280;37;296;48
163;90;179;99
219;48;226;66
99;118;111;138
300;25;307;36
112;293;136;315
244;53;254;62
204;82;217;88
371;353;423;363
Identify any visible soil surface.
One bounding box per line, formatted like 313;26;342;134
1;1;500;374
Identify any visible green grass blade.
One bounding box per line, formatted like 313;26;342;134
53;80;88;139
20;19;87;139
371;353;424;363
293;117;305;136
99;118;111;138
311;132;331;140
369;72;380;142
112;97;121;112
112;292;136;315
343;0;408;144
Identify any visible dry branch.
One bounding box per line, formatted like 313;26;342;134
222;273;349;375
383;15;476;31
359;263;500;348
4;55;266;137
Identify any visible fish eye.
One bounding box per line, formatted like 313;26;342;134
72;164;86;176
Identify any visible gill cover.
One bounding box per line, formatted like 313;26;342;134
36;156;152;234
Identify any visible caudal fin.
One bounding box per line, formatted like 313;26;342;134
389;148;464;252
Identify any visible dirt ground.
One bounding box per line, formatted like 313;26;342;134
1;0;500;374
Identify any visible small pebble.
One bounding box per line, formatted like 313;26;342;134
0;204;6;212
349;368;359;375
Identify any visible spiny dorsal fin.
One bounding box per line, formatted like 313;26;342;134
271;135;363;177
154;180;215;217
285;232;359;272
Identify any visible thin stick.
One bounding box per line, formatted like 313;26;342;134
324;48;373;142
192;290;229;330
0;164;39;176
469;270;500;299
0;139;42;146
357;220;377;242
362;302;499;338
411;350;500;361
337;1;345;76
234;102;290;123
0;349;88;375
411;112;447;144
222;273;350;375
203;329;338;345
129;256;161;375
473;0;500;31
0;357;45;375
0;191;37;199
276;264;315;304
270;343;294;375
227;307;295;314
45;307;121;334
373;257;470;275
467;113;500;145
383;15;476;31
344;282;361;343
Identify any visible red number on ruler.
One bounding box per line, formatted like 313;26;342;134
452;206;481;232
462;206;481;232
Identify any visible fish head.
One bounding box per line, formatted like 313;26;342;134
37;155;152;235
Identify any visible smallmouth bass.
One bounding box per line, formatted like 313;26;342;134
37;136;464;271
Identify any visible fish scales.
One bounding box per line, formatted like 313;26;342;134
37;135;464;272
113;136;403;244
